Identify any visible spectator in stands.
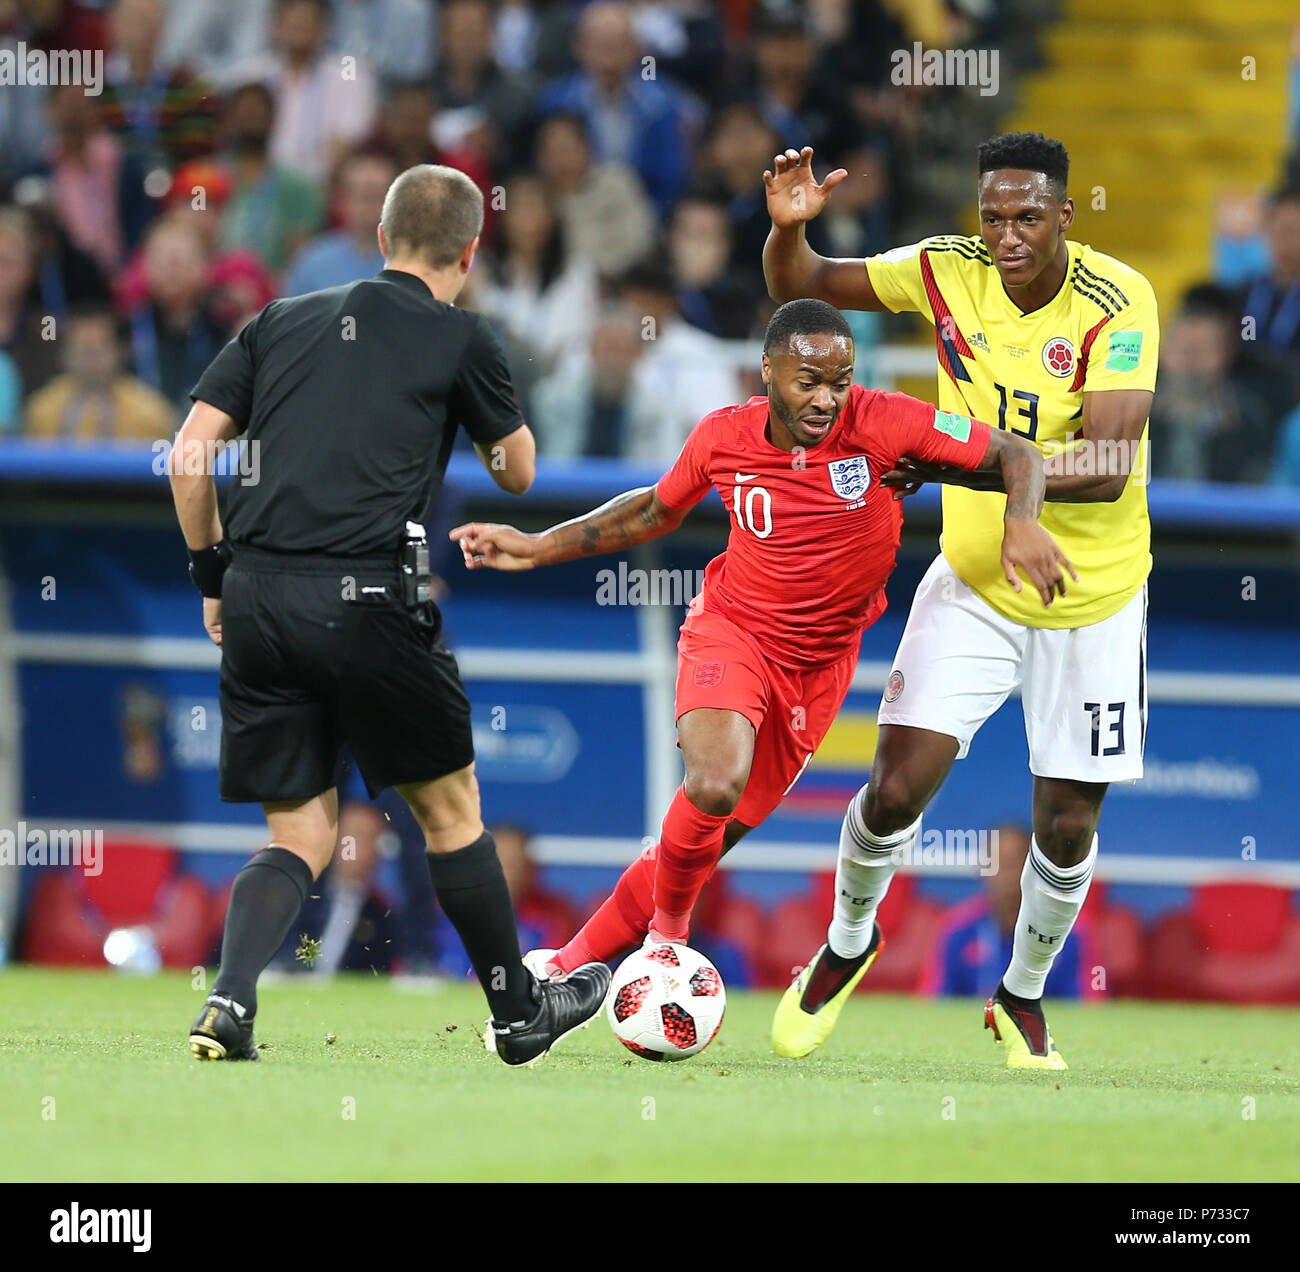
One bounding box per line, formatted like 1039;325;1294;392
0;8;52;187
533;258;743;462
536;1;696;214
45;83;127;277
370;82;491;194
697;99;795;274
331;0;438;87
24;303;174;441
157;0;272;83
1213;191;1270;289
432;0;538;171
228;0;378;182
0;207;60;397
216;81;325;273
612;257;742;463
920;823;1097;1000
813;144;892;261
1237;186;1300;361
436;824;575;979
114;167;277;335
283;150;394;295
16;182;114;317
1151;284;1294;485
467;172;598;369
628;0;727;105
667;188;764;339
99;0;219;183
125;216;222;411
530;304;644;457
534;111;655;282
746;11;861;162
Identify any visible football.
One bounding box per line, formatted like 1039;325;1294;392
606;942;726;1061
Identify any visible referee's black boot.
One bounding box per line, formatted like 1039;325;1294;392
489;962;612;1068
190;993;261;1061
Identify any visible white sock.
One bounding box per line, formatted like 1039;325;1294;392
826;786;921;958
1002;833;1097;999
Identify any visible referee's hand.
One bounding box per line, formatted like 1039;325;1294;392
449;523;539;571
203;597;223;646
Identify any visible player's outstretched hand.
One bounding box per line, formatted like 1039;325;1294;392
449;522;539;571
1001;518;1078;607
763;146;847;229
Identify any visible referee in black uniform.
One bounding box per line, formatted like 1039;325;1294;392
169;164;608;1067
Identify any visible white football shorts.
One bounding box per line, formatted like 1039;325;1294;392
877;554;1147;783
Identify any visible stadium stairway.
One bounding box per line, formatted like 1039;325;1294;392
1007;0;1295;312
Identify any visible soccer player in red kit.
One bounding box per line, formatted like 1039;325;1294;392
451;299;1072;978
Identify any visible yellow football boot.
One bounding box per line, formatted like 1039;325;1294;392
771;926;883;1058
984;985;1068;1070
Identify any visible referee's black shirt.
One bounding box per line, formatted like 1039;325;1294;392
190;268;523;555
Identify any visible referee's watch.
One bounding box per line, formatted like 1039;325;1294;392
188;541;233;598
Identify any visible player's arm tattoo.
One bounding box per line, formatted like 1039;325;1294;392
979;429;1045;519
537;486;685;565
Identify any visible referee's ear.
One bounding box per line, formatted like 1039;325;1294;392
462;235;480;275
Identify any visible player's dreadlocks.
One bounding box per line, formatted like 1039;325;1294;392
978;132;1070;198
763;298;853;355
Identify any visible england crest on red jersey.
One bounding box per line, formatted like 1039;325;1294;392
828;455;871;501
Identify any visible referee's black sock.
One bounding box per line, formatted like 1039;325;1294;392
426;831;537;1024
212;846;315;1019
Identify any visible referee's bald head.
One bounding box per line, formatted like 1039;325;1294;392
380;164;484;269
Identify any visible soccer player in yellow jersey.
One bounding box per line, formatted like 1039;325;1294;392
762;132;1157;1069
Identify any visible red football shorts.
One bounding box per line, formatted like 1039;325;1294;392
673;604;859;828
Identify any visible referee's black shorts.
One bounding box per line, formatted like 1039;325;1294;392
218;546;475;803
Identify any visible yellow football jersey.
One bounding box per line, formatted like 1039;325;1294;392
865;234;1159;628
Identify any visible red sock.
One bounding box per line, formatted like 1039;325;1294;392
652;785;728;941
554;843;658;974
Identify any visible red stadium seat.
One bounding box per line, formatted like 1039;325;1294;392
20;837;221;970
1080;882;1143;997
754;872;944;993
712;894;765;972
1146;883;1300;1004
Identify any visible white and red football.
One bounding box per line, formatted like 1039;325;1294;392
606;942;726;1061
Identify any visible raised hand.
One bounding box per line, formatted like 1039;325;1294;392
763;146;847;229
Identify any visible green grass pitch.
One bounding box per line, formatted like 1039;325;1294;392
2;967;1296;1182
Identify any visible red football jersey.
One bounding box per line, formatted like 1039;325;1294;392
656;384;992;669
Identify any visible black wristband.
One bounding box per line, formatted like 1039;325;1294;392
188;541;232;598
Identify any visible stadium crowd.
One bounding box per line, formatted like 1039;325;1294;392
1;0;1001;466
2;0;1300;479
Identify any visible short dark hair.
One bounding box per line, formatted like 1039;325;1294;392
978;132;1070;198
380;163;483;268
1180;281;1237;321
763;298;853;355
616;258;676;301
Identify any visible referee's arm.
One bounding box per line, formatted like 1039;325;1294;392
169;400;240;549
473;423;536;495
